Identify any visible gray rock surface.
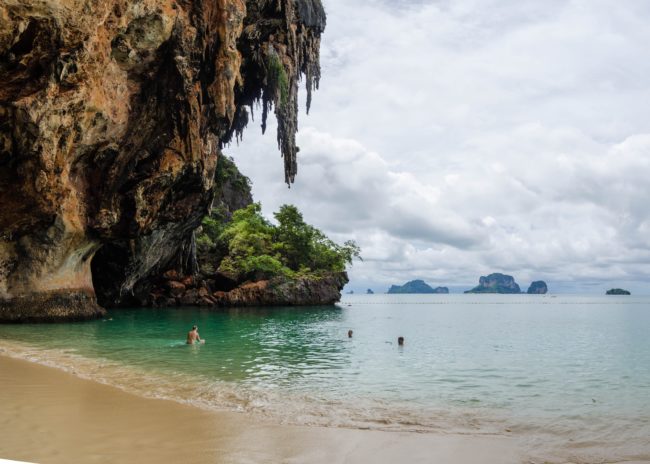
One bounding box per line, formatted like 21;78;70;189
527;281;548;294
465;273;521;294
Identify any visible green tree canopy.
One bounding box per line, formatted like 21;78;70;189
214;203;360;279
273;205;360;273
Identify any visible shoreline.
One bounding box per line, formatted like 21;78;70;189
0;339;510;435
0;354;520;464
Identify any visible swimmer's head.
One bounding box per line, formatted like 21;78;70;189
192;325;197;331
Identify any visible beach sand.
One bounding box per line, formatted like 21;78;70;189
0;355;520;464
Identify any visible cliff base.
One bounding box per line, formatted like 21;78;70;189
148;272;348;307
0;290;106;323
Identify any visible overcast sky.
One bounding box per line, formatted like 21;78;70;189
228;0;650;294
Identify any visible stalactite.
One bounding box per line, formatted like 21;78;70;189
232;0;326;185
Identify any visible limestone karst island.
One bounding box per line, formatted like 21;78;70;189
388;280;449;294
1;1;649;464
464;273;548;294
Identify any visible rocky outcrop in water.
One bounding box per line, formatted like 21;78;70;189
465;273;521;294
0;0;325;321
148;270;347;307
606;288;630;295
388;280;449;294
213;272;348;306
527;281;548;294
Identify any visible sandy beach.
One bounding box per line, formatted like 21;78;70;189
0;354;520;464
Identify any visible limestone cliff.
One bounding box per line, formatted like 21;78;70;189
526;281;548;294
465;273;521;294
387;280;449;294
0;0;325;321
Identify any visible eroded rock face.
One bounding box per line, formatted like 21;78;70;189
465;273;521;294
527;281;548;294
211;272;348;307
0;0;325;320
146;270;347;307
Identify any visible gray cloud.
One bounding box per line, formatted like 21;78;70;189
228;0;650;293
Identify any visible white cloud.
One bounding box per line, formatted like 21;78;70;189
228;0;650;293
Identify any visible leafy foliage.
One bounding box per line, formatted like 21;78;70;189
215;203;360;279
214;155;251;195
267;53;289;109
273;205;360;273
196;206;229;274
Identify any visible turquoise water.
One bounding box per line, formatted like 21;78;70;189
1;294;649;462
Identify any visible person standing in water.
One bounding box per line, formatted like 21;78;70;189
186;325;203;344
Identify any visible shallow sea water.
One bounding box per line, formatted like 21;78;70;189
1;294;649;463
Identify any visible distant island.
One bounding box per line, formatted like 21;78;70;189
367;289;374;294
465;273;521;294
527;281;548;294
388;280;449;294
606;288;631;295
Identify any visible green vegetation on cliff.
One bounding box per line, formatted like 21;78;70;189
198;203;360;281
191;154;357;307
196;155;253;274
214;155;252;201
527;281;548;294
267;53;290;109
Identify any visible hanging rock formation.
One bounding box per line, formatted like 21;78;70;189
0;0;325;321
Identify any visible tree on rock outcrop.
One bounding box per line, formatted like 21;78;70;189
215;203;360;281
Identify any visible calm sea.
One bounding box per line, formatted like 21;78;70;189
1;294;649;463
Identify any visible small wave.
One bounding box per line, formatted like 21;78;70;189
0;340;502;435
2;340;649;463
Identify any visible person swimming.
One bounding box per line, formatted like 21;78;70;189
348;329;353;338
398;336;404;346
186;325;204;345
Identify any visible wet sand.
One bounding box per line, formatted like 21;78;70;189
0;355;520;464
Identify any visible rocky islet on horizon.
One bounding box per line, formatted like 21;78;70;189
465;273;548;294
388;280;449;294
606;288;631;295
150;269;348;308
465;273;521;294
527;281;548;294
382;276;552;295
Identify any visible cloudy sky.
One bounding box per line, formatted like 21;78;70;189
228;0;650;294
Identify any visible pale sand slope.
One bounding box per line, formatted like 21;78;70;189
0;355;520;464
